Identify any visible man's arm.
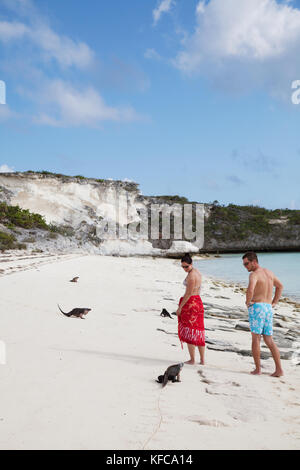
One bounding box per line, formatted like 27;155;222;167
246;272;257;307
272;275;284;307
177;275;196;317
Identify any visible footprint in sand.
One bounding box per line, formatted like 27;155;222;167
188;416;229;428
198;370;241;389
231;382;241;387
201;378;214;385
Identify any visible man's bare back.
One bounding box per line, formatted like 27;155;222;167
250;267;275;304
242;252;284;377
246;266;283;308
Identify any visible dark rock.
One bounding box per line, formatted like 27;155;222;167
206;339;233;347
205;312;228;319
237;350;270;360
286;329;300;338
280;351;294;360
218;327;234;332
206;339;238;354
207;344;235;353
235;323;250;332
275;339;294;348
157;328;177;337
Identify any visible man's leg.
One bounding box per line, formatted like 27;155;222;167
198;346;205;365
186;343;196;365
263;335;284;377
251;333;262;375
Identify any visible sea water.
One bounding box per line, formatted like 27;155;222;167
195;252;300;301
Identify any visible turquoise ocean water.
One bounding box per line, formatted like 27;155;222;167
195;252;300;301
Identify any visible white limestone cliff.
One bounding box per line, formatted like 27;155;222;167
0;172;201;256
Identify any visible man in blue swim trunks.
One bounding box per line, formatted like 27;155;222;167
243;252;284;377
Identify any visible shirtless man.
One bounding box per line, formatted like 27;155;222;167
176;254;205;365
243;252;284;377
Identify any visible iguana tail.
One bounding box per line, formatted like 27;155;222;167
58;304;69;317
162;372;169;388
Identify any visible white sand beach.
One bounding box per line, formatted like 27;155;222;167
0;254;299;450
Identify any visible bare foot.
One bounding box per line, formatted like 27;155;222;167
271;370;284;377
200;361;205;366
251;369;262;375
185;360;196;365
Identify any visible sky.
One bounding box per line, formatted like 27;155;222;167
0;0;300;209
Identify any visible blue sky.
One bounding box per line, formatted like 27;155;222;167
1;0;300;209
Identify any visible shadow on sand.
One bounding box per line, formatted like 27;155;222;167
52;347;176;367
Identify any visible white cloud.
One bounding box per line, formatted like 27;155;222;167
31;25;94;68
0;164;15;173
0;0;94;69
31;25;94;69
174;0;300;98
177;0;300;66
0;21;29;42
32;80;144;127
0;19;94;69
0;105;20;121
144;48;162;61
153;0;174;25
1;0;34;15
0;0;144;127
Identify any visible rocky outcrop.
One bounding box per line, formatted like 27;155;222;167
203;203;300;252
0;172;299;256
0;172;201;256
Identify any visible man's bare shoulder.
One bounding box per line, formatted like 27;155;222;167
248;272;258;286
249;271;258;279
261;267;274;278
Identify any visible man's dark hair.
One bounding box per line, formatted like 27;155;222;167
181;253;193;264
243;252;258;262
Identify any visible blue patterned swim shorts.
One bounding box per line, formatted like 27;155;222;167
248;303;273;336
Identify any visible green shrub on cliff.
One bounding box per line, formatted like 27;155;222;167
206;204;272;241
0;202;76;240
0;231;16;249
205;203;300;242
152;195;191;205
0;231;27;251
288;212;300;225
48;224;75;237
0;203;48;230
